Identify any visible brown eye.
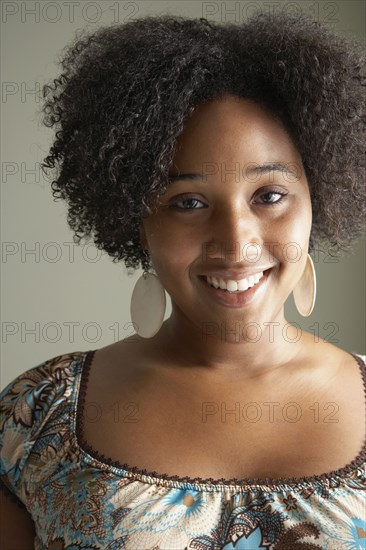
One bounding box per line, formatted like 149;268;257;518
168;194;206;211
256;191;287;206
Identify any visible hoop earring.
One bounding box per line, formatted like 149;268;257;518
293;253;317;317
130;270;166;338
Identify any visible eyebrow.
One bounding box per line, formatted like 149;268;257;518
167;162;299;182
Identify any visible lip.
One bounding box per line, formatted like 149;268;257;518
197;268;272;308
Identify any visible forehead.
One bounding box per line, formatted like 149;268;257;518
170;95;302;170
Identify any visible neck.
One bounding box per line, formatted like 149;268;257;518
148;305;305;382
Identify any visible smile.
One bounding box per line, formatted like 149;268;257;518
204;271;264;292
197;269;272;308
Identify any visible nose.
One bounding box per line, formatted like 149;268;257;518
203;201;262;265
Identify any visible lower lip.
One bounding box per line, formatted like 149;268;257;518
197;269;271;308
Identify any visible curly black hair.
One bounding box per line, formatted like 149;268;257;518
39;11;365;274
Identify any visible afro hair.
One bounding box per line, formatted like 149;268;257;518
39;11;366;273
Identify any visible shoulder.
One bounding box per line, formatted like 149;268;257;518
298;331;365;367
0;350;89;426
298;333;366;415
0;350;89;505
0;350;89;392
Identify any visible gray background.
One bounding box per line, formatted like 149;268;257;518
1;0;365;389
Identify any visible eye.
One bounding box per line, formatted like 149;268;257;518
167;190;288;211
256;190;288;206
168;194;206;211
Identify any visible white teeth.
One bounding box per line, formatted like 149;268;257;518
237;278;249;291
205;271;264;292
227;279;240;291
211;278;220;289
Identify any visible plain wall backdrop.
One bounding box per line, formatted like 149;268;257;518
1;0;365;389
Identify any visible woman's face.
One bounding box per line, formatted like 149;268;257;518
139;95;312;333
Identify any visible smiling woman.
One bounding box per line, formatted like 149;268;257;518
1;9;366;550
138;96;313;333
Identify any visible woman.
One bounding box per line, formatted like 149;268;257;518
1;11;365;549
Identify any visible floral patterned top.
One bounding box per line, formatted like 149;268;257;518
0;349;365;550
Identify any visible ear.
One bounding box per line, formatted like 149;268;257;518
139;222;148;251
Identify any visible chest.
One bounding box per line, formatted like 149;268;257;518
79;354;365;481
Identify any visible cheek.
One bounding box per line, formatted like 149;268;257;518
282;191;311;235
142;218;200;272
275;205;312;265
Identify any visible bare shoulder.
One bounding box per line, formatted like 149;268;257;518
293;332;365;433
297;330;364;377
85;335;156;403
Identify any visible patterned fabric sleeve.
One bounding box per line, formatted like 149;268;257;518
0;360;47;509
0;353;75;511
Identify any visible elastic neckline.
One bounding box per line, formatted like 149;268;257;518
75;349;366;491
